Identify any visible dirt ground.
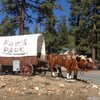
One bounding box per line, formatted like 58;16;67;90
0;71;100;100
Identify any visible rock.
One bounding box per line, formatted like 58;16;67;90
23;87;26;90
92;84;98;89
98;92;100;95
37;92;41;95
34;87;39;91
66;79;76;82
15;90;19;93
58;84;65;87
8;88;12;91
0;83;6;89
47;90;53;95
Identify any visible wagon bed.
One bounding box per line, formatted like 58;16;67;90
0;56;38;66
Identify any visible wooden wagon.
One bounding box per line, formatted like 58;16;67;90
0;34;47;76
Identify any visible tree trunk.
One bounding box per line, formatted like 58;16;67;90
20;0;26;35
92;23;96;61
92;46;96;61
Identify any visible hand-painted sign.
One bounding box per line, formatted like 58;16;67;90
3;39;27;55
0;34;45;57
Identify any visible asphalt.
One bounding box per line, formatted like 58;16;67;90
78;70;100;85
45;70;100;85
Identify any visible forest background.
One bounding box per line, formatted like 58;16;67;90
0;0;100;61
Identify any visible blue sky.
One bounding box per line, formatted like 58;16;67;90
0;1;5;23
54;0;70;19
0;0;70;34
31;0;70;32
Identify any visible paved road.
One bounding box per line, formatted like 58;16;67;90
78;70;100;85
45;70;100;85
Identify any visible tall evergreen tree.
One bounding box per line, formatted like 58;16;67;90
57;16;75;52
0;15;16;36
90;0;100;60
69;0;100;60
41;0;62;53
57;16;69;50
1;0;61;35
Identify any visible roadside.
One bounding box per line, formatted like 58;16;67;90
0;70;100;100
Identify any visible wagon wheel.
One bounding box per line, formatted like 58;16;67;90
20;64;34;76
26;64;34;76
0;64;2;75
36;61;47;76
41;67;46;76
37;66;46;76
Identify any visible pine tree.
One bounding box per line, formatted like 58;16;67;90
69;0;100;60
1;0;61;35
0;15;16;36
57;16;69;50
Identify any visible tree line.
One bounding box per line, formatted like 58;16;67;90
0;0;100;60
